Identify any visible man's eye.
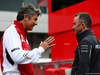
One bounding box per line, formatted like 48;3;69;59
73;23;75;25
34;19;37;21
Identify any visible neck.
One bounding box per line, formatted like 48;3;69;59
76;28;92;42
79;27;89;34
82;27;88;32
19;20;27;32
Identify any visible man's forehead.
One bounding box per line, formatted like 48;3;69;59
32;14;38;18
74;16;79;21
75;15;79;19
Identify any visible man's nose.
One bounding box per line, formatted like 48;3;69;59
35;21;37;25
72;25;74;30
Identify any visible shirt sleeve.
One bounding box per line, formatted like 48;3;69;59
77;40;92;75
71;46;80;75
3;26;45;64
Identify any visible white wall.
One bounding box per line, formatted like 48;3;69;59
0;11;48;33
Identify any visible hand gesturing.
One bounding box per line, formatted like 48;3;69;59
40;36;55;51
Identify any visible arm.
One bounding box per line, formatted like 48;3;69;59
71;46;80;75
3;27;55;64
77;40;92;75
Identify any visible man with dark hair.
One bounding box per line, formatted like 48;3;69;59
0;4;55;75
71;12;100;75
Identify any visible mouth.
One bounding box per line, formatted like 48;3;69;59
32;25;36;28
33;24;36;26
32;25;35;27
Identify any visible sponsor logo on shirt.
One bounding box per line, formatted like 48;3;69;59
95;45;100;49
81;45;88;49
11;47;20;52
81;50;88;53
21;35;25;42
81;45;88;53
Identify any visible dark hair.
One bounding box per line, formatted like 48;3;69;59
17;4;41;21
75;12;92;28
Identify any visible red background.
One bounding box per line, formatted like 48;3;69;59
48;0;100;61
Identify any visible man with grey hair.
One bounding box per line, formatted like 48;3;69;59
0;4;55;75
71;12;100;75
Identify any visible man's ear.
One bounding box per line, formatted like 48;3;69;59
24;14;28;21
81;23;86;29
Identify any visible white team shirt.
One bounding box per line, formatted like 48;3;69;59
2;25;45;75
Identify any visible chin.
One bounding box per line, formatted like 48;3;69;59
29;29;33;31
27;28;33;31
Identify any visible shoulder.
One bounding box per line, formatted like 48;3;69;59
5;25;16;32
4;25;17;34
79;35;97;46
3;25;19;39
79;40;91;46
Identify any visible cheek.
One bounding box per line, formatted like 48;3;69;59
27;21;32;26
26;23;31;28
73;26;77;29
29;20;34;25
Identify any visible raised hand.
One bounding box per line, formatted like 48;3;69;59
39;36;55;51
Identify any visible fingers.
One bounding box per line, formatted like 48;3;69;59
45;36;52;42
40;36;55;51
45;36;55;48
49;44;55;47
40;41;43;45
48;39;55;45
45;36;55;45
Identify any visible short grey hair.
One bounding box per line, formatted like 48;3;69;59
17;4;41;21
75;12;92;28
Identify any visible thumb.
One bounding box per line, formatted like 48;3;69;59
40;41;43;45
